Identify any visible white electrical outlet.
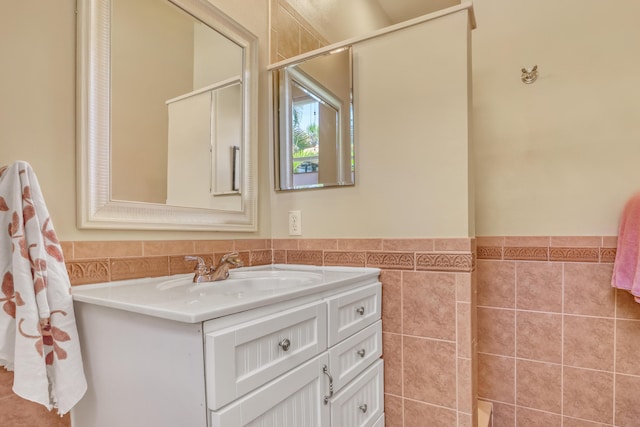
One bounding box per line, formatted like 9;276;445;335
288;210;302;235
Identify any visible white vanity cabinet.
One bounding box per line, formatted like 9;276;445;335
204;281;384;426
71;265;384;427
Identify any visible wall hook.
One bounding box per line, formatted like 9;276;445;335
521;65;538;84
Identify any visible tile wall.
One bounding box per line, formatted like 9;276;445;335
1;237;477;426
476;236;640;427
269;0;330;63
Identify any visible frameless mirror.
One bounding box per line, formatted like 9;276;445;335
77;0;258;230
273;47;354;191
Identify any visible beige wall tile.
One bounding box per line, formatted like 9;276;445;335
457;302;472;359
272;239;299;250
60;241;73;260
402;271;456;340
73;240;143;259
381;270;402;333
0;392;70;427
234;239;270;250
516;311;562;363
457;357;473;413
477;307;515;356
476;236;505;247
193;240;234;253
564;315;614;371
478;353;515;404
516;407;561;426
564;263;615;317
563;367;613;424
490;401;516;427
550;236;602;247
286;250;323;265
143;240;195;256
403;337;457;408
477;260;515;308
504;236;550;247
516;261;562;312
382;238;433;251
615;374;640;427
516;359;562;413
434;238;472;251
562;417;613;427
384;394;403;427
276;6;299;58
616;289;640;320
615;319;640;376
383;332;402;396
338;238;382;251
168;254;213;275
403;399;457;426
297;239;338;250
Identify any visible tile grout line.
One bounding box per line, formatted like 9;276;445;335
561;262;565;426
612;286;617;426
513;261;518;426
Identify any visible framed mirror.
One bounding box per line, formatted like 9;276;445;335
272;47;354;191
77;0;258;230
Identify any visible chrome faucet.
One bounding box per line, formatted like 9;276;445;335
184;252;243;283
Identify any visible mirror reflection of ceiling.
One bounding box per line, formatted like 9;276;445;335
282;0;461;44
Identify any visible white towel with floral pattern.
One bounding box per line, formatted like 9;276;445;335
0;161;86;414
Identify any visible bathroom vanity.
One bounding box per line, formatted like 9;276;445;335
71;265;384;427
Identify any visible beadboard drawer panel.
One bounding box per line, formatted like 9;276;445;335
210;353;331;427
329;320;382;392
326;283;381;346
205;300;327;410
330;359;384;427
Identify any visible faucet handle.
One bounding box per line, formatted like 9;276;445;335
185;256;208;272
220;251;243;267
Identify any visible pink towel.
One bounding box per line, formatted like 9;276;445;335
612;192;640;303
0;161;87;414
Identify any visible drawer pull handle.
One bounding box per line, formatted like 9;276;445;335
278;338;291;352
357;349;366;358
359;403;368;413
322;364;334;405
355;306;365;315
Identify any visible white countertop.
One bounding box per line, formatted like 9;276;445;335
72;264;380;323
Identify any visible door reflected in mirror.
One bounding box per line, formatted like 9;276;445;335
274;47;354;191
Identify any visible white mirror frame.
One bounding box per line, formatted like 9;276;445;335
77;0;258;231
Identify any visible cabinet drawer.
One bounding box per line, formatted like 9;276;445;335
326;283;381;346
329;321;382;391
330;359;384;427
205;300;327;410
210;353;331;427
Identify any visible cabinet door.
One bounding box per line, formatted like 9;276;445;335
209;353;331;427
326;283;381;346
330;359;384;427
329;320;382;391
206;300;327;410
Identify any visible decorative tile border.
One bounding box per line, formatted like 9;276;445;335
66;260;110;285
64;238;478;285
416;252;473;272
366;252;415;270
477;236;618;263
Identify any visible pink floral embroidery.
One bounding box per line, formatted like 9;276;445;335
18;312;71;365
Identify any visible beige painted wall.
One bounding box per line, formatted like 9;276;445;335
270;11;473;238
472;0;640;236
0;0;270;241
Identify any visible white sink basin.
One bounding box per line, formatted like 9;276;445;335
72;264;380;323
156;270;324;292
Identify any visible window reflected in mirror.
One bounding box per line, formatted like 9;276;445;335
274;47;354;191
